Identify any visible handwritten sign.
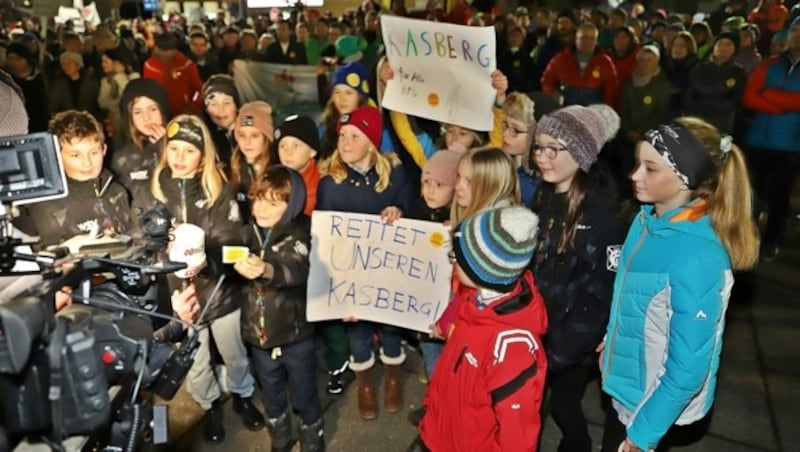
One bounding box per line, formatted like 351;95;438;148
307;211;452;333
380;16;496;131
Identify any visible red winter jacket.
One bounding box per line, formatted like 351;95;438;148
143;52;203;115
420;270;548;452
541;46;618;108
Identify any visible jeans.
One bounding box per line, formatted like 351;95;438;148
419;339;444;378
348;321;403;365
249;337;321;425
186;308;255;410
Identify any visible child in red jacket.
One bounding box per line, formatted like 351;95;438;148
419;206;548;452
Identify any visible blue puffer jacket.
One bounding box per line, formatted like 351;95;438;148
743;53;800;152
600;201;734;451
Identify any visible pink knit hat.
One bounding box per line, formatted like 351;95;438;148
422;150;460;188
237;101;274;140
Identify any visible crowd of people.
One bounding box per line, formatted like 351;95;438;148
0;0;796;451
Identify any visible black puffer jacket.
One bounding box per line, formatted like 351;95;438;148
27;169;132;248
531;172;627;373
152;169;244;321
110;139;163;220
239;217;314;349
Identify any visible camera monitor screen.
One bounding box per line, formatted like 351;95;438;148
0;132;68;206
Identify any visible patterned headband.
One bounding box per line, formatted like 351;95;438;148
166;120;205;151
644;123;716;190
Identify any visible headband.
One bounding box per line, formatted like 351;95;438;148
166;120;205;150
643;122;717;189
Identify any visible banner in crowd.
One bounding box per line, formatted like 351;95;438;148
233;60;321;119
380;16;497;131
307;211;453;333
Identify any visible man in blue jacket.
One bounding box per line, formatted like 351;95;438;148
742;16;800;260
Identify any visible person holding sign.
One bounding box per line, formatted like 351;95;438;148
316;105;414;420
417;206;548;452
235;166;324;452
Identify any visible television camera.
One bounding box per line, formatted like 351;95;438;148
0;133;208;451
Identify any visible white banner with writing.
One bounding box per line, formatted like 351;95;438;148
233;60;321;118
307;211;453;333
380;15;496;131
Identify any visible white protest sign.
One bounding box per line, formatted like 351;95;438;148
380;15;496;131
307;211;452;333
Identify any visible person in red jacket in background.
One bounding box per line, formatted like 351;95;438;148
748;0;789;55
143;33;204;115
541;22;618;108
418;206;548;452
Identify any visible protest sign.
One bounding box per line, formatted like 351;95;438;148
380;15;496;131
307;211;452;333
233;60;321;119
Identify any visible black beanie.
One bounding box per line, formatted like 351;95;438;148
557;8;579;25
274;114;320;152
714;31;740;53
119;78;173;121
202;74;240;108
6;41;36;68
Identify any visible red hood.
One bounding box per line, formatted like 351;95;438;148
468;270;548;337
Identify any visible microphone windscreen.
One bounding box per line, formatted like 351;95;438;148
168;223;206;279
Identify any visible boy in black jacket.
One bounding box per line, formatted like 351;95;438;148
233;165;323;452
28;110;132;248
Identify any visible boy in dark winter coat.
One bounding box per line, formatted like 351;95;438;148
28;110;132;247
418;206;548;452
234;165;324;452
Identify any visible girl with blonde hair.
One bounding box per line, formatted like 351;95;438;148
600;117;758;452
151;114;265;441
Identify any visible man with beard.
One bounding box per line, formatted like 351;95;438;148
532;8;579;91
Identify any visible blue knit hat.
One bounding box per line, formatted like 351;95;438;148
331;62;370;99
453;207;539;292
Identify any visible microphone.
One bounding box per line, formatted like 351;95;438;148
167;223;206;290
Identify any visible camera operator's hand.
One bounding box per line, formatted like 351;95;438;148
55;286;73;312
233;255;275;280
171;284;199;326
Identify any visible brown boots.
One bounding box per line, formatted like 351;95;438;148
354;367;378;420
352;364;404;419
384;364;403;413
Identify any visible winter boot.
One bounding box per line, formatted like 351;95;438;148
266;411;295;452
351;355;378;420
299;418;325;452
384;364;404;413
203;399;225;444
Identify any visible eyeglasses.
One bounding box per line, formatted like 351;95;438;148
503;120;528;138
532;143;568;160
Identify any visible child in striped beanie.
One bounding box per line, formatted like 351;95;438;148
418;206;549;451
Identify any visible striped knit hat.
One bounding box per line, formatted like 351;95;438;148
453;206;539;292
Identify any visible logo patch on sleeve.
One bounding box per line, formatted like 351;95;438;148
606;245;621;272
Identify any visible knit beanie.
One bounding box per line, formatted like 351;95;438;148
714;31;740;53
237;101;274;140
274;114;320;151
535;104;620;173
338;106;382;150
120;78;172;120
772;29;789;43
639;44;661;60
331;62;370;99
0;72;28;137
422;150;460;188
6;41;36;68
453;206;540;292
721;16;745;32
202;74;241;108
335;35;363;61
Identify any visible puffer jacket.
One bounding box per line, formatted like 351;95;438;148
682;59;745;134
420;270;548;452
743;53;800;153
27;169;132;248
600;201;733;451
152;169;244;321
239;217;314;349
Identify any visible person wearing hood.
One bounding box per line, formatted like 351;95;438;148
600;118;758;452
733;23;763;74
27;110;132;247
235;165;324;452
416;206;549;451
111;78;173;218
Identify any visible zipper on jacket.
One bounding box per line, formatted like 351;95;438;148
602;213;648;381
